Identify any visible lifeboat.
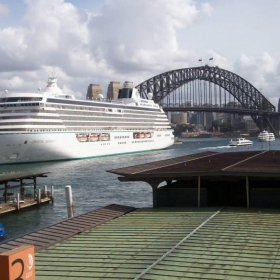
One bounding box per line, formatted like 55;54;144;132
140;132;145;138
89;133;98;142
76;134;87;142
134;133;141;139
100;133;110;141
145;132;151;138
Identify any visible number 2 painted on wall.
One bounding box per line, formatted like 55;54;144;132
11;258;24;280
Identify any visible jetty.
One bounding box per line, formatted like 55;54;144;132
0;172;53;215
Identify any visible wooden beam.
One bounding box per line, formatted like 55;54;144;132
198;176;201;208
246;176;250;208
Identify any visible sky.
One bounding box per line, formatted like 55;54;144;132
0;0;280;107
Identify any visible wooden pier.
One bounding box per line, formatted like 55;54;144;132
0;172;53;215
0;197;52;215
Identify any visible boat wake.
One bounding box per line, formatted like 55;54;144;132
198;145;235;150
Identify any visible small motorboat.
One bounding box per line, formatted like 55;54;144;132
0;222;6;238
229;138;253;147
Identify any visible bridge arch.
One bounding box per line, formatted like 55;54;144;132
136;65;276;132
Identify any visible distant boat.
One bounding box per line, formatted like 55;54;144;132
257;131;275;142
0;222;6;238
228;138;253;147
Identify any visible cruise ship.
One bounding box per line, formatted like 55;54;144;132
0;75;174;164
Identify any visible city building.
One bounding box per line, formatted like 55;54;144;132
86;84;103;100
170;112;188;124
107;81;122;100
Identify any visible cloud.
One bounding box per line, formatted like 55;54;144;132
0;0;213;95
234;53;280;106
88;0;210;76
0;0;279;109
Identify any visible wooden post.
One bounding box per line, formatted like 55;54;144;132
198;176;201;208
44;185;47;196
0;245;35;280
20;179;23;200
151;184;158;209
33;177;37;200
51;185;54;203
37;189;41;206
16;193;20;211
246;176;250;208
146;180;161;209
4;182;8;203
65;185;74;218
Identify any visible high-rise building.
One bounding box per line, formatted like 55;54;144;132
86;84;103;100
170;112;188;124
107;81;122;100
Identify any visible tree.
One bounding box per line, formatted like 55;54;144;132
219;122;232;132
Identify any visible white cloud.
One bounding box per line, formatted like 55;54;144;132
0;0;279;108
233;53;280;106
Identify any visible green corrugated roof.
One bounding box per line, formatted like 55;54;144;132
35;207;280;279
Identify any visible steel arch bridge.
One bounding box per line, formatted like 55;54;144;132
136;65;279;134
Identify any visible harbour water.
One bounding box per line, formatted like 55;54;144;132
0;137;279;242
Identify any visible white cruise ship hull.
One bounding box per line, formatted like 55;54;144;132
0;130;174;164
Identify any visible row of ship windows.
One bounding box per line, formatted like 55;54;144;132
132;140;154;143
0;109;40;114
0;116;60;120
61;117;159;123
0;110;164;119
56;110;160;117
46;105;160;115
118;142;126;144
0;103;40;107
114;136;129;139
0;128;169;133
0;115;165;123
0;103;161;114
0;123;168;128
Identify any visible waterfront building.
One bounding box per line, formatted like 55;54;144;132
171;112;188;124
86;84;103;100
107;81;122;100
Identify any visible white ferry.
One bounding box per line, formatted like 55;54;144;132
228;138;253;147
257;131;275;142
0;75;174;164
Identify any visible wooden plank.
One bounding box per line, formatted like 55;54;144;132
0;204;136;253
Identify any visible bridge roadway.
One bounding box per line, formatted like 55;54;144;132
163;106;280;116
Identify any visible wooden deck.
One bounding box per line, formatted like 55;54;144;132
0;197;52;215
0;204;135;253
